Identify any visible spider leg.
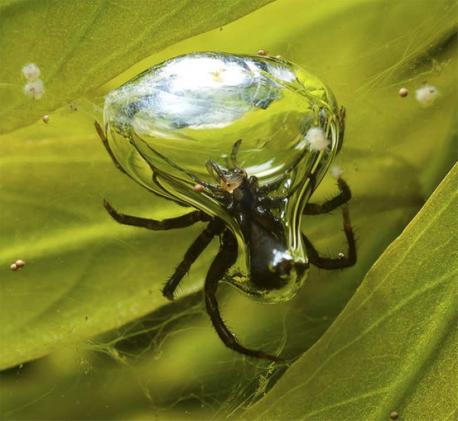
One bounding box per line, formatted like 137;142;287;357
258;140;313;196
258;175;287;195
338;106;346;148
135;136;220;193
96;121;193;208
259;196;285;209
162;219;225;300
257;176;303;209
95;121;132;177
103;200;210;230
303;205;356;269
303;177;351;215
230;139;242;168
205;229;282;362
151;174;190;208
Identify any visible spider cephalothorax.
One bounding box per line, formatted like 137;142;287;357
96;52;357;361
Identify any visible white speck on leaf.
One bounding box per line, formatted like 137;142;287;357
330;165;344;178
415;84;439;107
305;127;329;151
24;79;45;100
22;63;41;81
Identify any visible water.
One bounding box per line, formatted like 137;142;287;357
0;0;456;419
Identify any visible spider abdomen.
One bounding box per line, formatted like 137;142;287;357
248;220;308;295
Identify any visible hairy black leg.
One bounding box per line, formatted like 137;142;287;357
95;121;129;176
303;206;356;269
338;106;346;148
104;200;210;230
204;230;282;362
162;219;225;300
230;139;242;168
303;177;351;215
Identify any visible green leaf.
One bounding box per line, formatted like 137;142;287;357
244;163;458;421
0;0;455;375
0;0;273;133
0;0;456;418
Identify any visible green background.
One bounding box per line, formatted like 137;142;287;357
0;0;456;419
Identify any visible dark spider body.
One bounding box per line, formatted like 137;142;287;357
96;52;357;362
211;165;307;291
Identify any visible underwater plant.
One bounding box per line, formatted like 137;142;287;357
0;1;456;419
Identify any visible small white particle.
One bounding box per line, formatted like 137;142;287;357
305;127;329;151
338;252;345;258
415;84;439;107
24;79;45;100
22;63;41;81
330;165;344;179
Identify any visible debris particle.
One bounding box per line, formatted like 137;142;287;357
24;79;45;100
10;259;26;271
305;127;329;151
330;165;344;179
42;114;49;124
257;49;268;56
15;259;25;268
389;411;399;420
398;87;408;98
22;63;41;81
192;183;205;193
338;252;345;258
415;84;439;107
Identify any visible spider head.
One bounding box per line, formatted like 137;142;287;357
206;160;247;194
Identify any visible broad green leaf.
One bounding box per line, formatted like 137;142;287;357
244;163;458;421
0;0;273;133
0;0;456;419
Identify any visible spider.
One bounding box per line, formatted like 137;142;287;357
95;121;356;362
